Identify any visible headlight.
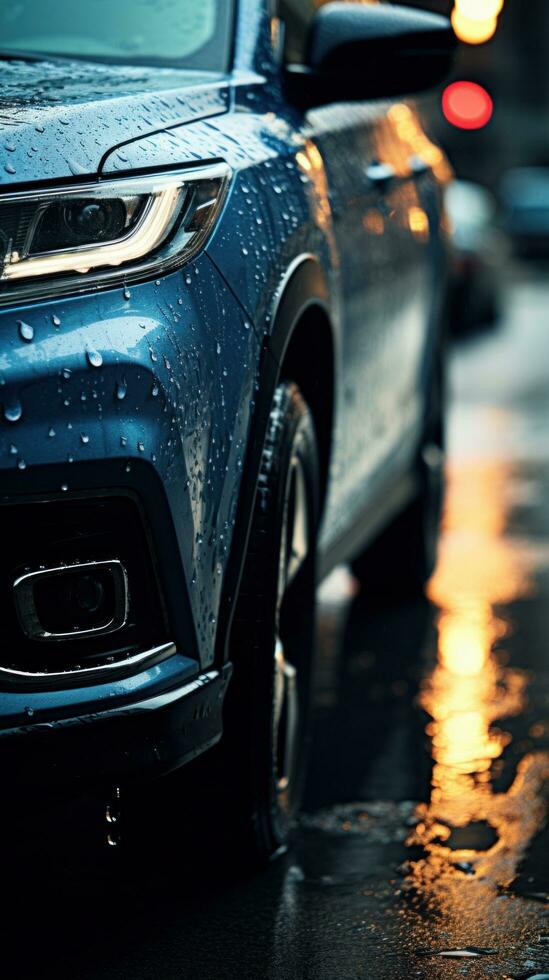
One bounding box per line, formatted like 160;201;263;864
0;162;230;305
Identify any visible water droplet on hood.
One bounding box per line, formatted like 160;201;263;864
80;433;90;445
116;379;127;400
18;321;34;342
4;399;22;423
52;314;61;327
4;163;16;175
86;348;103;368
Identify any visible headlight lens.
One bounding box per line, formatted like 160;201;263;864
0;162;230;304
34;197;138;250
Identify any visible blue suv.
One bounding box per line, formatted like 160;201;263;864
0;0;454;858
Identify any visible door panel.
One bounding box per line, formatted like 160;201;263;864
310;102;432;551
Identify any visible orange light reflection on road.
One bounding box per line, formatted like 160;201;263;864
405;459;549;939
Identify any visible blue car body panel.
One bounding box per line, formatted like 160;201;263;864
0;60;229;183
0;0;449;783
0;255;259;669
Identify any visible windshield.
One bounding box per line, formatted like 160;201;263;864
0;0;234;71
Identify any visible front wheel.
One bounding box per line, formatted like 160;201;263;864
221;381;320;859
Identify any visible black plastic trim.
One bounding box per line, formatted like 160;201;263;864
0;460;198;665
215;254;331;666
0;664;232;787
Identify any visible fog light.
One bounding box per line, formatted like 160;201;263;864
13;560;129;642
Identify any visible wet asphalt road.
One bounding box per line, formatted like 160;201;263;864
3;267;549;979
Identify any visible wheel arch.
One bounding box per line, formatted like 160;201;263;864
216;254;336;665
277;303;334;520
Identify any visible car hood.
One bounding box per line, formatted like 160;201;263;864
0;57;229;185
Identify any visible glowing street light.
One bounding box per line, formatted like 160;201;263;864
455;0;504;17
452;0;504;45
451;10;498;44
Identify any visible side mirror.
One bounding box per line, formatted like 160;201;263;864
285;2;456;110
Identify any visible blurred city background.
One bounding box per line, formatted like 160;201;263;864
413;0;548;185
402;0;549;342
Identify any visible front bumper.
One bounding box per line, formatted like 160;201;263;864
0;251;258;670
0;252;256;789
0;662;231;787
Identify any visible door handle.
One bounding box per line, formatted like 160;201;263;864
365;161;396;190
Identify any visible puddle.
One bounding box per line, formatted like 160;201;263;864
445;822;499;851
392;455;549;976
301;429;549;976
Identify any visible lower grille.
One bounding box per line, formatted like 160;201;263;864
0;495;168;678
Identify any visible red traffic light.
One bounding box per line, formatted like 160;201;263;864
442;81;494;130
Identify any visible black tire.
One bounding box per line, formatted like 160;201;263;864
219;381;320;859
351;351;445;598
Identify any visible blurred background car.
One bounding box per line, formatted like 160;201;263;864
499;166;549;257
445;179;504;333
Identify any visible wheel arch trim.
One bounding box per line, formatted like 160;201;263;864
215;253;334;666
266;253;331;363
